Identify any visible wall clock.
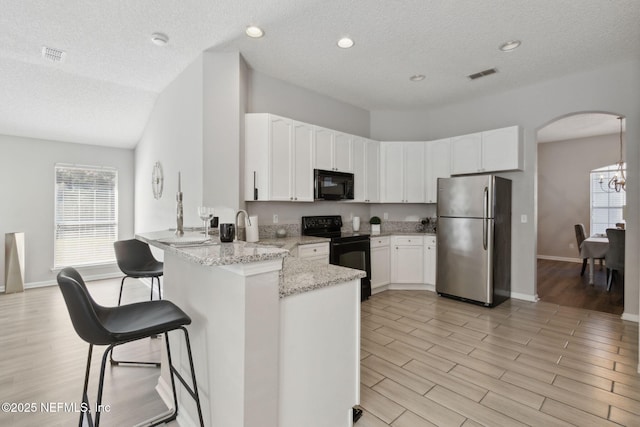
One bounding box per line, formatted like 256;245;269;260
152;161;164;199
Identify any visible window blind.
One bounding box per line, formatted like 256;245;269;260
54;164;118;268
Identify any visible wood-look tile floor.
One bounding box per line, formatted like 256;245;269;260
359;290;639;426
1;278;638;426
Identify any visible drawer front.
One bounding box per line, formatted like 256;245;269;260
391;235;424;246
425;236;437;246
297;243;330;258
370;236;390;248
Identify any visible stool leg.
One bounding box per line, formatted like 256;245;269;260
157;277;162;300
94;345;114;427
182;327;205;427
150;277;154;301
160;328;205;427
117;276;128;306
80;344;94;427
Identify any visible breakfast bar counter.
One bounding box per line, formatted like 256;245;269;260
136;231;362;427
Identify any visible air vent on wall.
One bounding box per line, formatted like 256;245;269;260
42;46;66;62
468;68;497;80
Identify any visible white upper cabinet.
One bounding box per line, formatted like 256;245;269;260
450;125;522;175
314;127;352;172
365;139;380;203
352;138;380;203
424;138;451;203
245;113;313;202
380;141;425;203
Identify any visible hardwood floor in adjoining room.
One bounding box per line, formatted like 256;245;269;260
358;290;639;427
1;278;638;426
537;258;624;315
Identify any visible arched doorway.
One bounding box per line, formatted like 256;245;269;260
536;112;626;314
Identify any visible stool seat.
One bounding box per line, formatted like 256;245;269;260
98;300;191;345
57;267;204;427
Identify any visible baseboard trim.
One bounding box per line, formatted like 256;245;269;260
155;376;174;410
511;292;539;302
387;283;434;292
1;271;123;293
621;312;639;323
537;255;582;263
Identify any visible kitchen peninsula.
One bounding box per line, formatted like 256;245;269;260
136;231;364;427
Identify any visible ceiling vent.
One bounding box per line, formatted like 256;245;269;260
468;68;497;80
42;46;66;62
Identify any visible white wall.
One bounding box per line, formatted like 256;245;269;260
537;133;620;260
371;60;640;318
135;55;204;233
0;134;134;287
248;71;370;138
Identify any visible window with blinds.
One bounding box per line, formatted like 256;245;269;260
590;164;626;235
54;164;118;268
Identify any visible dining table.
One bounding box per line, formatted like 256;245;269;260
580;235;608;285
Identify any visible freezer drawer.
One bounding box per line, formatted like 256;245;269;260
436;217;494;304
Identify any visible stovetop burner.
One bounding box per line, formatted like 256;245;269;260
302;216;369;241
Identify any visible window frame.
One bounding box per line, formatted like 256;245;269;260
589;163;626;236
53;163;119;268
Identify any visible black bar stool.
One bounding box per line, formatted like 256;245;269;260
114;239;164;305
57;267;204;427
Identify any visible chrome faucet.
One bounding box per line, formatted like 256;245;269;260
235;209;251;241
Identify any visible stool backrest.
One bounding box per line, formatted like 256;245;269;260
114;239;157;271
57;267;113;345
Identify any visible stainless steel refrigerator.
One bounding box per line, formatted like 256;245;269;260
436;175;511;307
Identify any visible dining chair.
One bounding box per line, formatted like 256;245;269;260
56;267;204;427
114;239;163;306
605;228;625;291
574;223;604;276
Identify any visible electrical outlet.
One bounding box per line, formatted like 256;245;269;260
569;243;575;249
273;214;278;224
520;214;528;223
383;212;389;220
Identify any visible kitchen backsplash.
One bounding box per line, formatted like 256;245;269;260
257;217;437;239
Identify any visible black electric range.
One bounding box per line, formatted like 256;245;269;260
302;216;371;301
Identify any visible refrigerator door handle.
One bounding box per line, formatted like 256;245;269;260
483;187;489;250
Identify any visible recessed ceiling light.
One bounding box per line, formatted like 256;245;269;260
246;26;265;38
409;74;425;82
499;40;521;52
151;33;169;46
337;37;355;49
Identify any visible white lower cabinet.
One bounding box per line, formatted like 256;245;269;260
390;236;424;283
370;236;390;290
294;242;330;264
423;235;437;286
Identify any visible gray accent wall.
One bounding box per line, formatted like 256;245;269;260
537;133;620;261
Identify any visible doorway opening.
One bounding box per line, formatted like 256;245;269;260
536;112;625;314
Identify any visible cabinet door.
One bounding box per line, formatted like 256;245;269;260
380;142;404;202
403;142;425;203
293;122;314;201
333;133;352;172
392;245;424;283
481;126;521;172
371;245;390;289
425;138;450;203
351;138;366;202
450;132;482;175
314;127;334;171
424;243;437;285
365;139;380;203
269;117;293;200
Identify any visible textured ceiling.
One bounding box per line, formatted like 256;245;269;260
1;0;639;148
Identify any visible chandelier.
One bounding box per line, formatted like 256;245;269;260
608;116;626;192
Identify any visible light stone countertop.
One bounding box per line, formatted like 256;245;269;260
137;231;364;298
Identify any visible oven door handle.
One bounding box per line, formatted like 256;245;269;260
331;240;369;247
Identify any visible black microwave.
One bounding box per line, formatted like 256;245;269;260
314;169;354;200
